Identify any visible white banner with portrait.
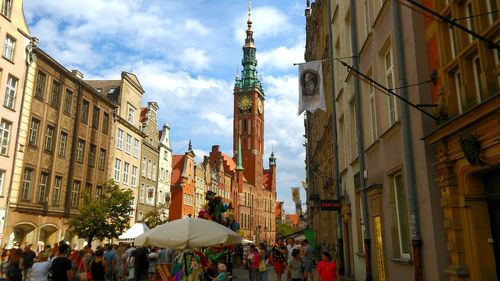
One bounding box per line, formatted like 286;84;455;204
297;61;326;115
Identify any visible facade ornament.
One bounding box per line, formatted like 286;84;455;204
25;42;36;65
459;133;483;166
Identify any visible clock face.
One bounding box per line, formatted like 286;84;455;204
258;99;263;114
237;94;253;110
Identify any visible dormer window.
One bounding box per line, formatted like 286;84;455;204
108;88;115;94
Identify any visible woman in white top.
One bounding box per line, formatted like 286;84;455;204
31;253;51;281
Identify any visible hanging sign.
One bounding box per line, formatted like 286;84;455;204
320;200;340;211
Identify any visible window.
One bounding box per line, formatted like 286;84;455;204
152;162;157;181
63;90;73;114
21;168;33;201
58;131;68;157
133;139;139;158
393;173;411;258
142;158;147;177
4;74;17;109
127;104;135;124
1;0;12;18
43;126;55;152
384;49;397;125
125;134;131;154
52;176;62;205
38;172;49;203
28;118;40;146
123;162;130;185
448;24;457;59
472;55;483;101
465;1;475;43
3;35;15;61
114;159;121;182
364;0;370;36
0;119;11;155
102;113;109;134
349;100;357;159
80;100;89;124
147;160;152;179
84;182;92;204
131;165;138;187
76;139;85;163
49;80;60;108
116;129;123;149
148;186;154;204
88;144;96;167
140;184;145;203
35;72;47;99
487;0;498;24
71;181;80;208
0;170;5;194
369;80;377;143
92;106;100;129
453;70;465;114
95;185;102;201
98;149;106;170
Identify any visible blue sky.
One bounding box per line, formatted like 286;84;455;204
23;0;308;213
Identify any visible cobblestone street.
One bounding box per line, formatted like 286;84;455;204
232;265;278;281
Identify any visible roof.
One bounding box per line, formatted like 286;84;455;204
287;214;299;226
158;130;163;140
140;107;148;123
85;80;122;104
170;155;185;185
221;153;236;172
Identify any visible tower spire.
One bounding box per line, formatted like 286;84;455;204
239;0;263;92
245;0;255;48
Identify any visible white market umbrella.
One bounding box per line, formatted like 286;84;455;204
134;217;242;248
119;223;150;242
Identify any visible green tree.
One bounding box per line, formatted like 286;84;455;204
68;180;134;245
276;223;303;238
139;203;169;229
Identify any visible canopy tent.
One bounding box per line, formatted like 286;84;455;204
134;217;242;248
119;223;150;242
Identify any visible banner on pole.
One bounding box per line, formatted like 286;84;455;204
298;61;326;115
292;187;300;203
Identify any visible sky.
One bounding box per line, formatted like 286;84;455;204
23;0;308;213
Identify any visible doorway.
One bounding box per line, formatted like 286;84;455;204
485;169;500;274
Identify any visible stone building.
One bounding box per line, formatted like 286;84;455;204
194;161;210;216
305;0;449;280
423;1;500;280
158;123;172;220
86;72;145;223
5;48;116;248
169;142;195;220
0;0;34;246
136;102;160;221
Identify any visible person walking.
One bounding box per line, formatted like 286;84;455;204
50;244;72;281
103;245;117;281
131;247;149;281
271;246;286;281
6;248;23;281
89;248;107;281
300;240;314;281
22;245;36;281
250;246;261;281
30;253;50;281
257;243;268;281
286;249;303;281
316;252;337;281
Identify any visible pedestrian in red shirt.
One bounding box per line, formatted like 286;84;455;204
316;252;337;281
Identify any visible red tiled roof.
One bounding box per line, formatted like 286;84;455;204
221;153;236;172
171;155;185;185
287;214;299;226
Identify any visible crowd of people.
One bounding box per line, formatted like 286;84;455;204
243;239;338;281
0;238;337;281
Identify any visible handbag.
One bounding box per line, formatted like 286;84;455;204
258;260;266;272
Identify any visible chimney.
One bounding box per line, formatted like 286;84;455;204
71;70;84;79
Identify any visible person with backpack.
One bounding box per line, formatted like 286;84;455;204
131;247;149;281
90;248;107;281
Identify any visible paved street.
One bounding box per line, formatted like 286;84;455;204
232;265;278;281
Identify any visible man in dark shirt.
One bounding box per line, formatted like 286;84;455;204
22;244;36;281
50;243;73;281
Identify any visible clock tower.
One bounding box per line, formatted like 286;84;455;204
233;2;265;188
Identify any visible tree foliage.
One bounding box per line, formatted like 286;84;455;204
139;203;169;229
68;180;134;245
276;223;303;238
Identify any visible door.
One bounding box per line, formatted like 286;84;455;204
485;169;500;274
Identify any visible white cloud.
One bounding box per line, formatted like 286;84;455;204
185;19;210;36
233;6;292;42
258;43;305;71
180;48;211;71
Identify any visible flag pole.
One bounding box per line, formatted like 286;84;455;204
293;56;358;66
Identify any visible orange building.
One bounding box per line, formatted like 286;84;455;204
169;142;195;220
